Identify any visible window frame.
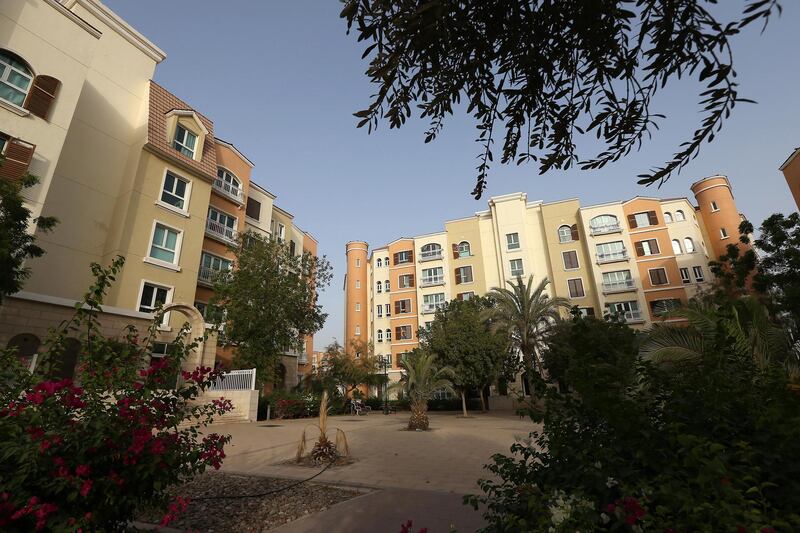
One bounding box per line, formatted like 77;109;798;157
377;305;383;317
675;210;686;221
385;328;392;341
664;212;673;223
637;238;660;257
399;274;414;288
457;265;474;284
506;232;520;250
376;281;382;293
648;267;669;286
385;303;391;317
457;241;471;257
137;280;173;316
720;227;729;239
692;266;705;282
354;325;361;336
157;170;191;215
671;239;683;255
557;225;573;243
509;258;524;277
567;278;585;298
395;250;413;265
377;329;383;342
680;267;691;283
245;196;261;220
562;250;579;270
145;221;183;270
684;237;696;253
173;123;198;159
355;280;360;289
355;302;361;312
710;200;719;212
0;51;33;108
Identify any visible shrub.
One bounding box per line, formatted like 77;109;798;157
264;390;321;419
0;258;232;531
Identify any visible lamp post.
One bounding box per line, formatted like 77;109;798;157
380;355;390;415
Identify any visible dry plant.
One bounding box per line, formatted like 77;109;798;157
295;390;349;464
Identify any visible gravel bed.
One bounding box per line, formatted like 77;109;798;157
136;471;362;532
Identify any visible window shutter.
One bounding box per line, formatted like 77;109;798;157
650;239;660;254
634;241;645;257
408;274;414;288
570;224;579;241
394;301;400;315
627;214;638;229
648;211;658;225
408;250;414;263
393;253;399;265
586;307;595;316
0;139;36;181
23;75;61;120
452;244;459;259
455;268;462;284
395;327;401;340
457;293;464;301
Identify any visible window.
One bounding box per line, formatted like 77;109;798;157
385;329;392;341
200;252;231;277
680;267;691;283
457;291;475;301
149;223;180;264
650;299;682;316
139;283;170;313
420;243;442;260
385;279;390;292
510;259;524;277
567;278;585;298
376;258;382;267
710;201;719;212
376;304;383;317
355;280;360;289
395;299;412;314
355;303;361;312
173;124;197;158
289;240;296;256
649;268;669;285
671;239;683;255
384;256;390;265
0;51;32;107
684;237;695;253
720;228;729;239
0;136;5;154
602;270;633;291
355;258;361;267
664;212;673;223
455;265;473;284
558;225;573;243
160;171;188;210
675;210;686;221
562;250;579;270
245;197;261;220
394;250;413;264
506;233;520;250
635;239;660;257
457;241;471;257
421;267;444;285
377;330;383;342
692;266;705;282
207;207;237;242
277;223;286;242
396;325;413;340
385;303;391;317
423;293;446;313
376;281;382;293
596;241;627;261
589;214;620;233
399;274;414;288
606;301;640;320
355;325;360;336
629;211;658;229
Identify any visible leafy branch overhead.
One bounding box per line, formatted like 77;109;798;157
342;0;781;198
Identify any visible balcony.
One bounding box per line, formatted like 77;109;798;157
619;310;645;323
419;249;443;262
206;218;238;244
590;223;622;236
420;276;445;287
198;266;230;287
421;303;445;314
212;178;244;203
596;249;629;264
298;352;308;364
602;279;636;294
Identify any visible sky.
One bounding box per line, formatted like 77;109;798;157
104;1;799;349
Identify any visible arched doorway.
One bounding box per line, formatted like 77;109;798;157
7;333;40;371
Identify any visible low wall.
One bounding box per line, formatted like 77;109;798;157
199;389;258;423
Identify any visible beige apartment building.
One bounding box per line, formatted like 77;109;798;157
344;176;749;388
0;0;317;389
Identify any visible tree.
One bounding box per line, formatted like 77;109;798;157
485;277;570;378
315;340;384;398
211;232;332;386
342;1;781;198
419;296;509;415
0;156;57;303
390;350;455;430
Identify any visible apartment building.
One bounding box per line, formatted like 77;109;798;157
0;0;316;389
344;176;748;386
780;147;800;211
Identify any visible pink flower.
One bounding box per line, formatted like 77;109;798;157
26;392;46;405
79;479;93;498
75;464;91;477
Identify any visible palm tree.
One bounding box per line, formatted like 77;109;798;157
390;350;455;430
485;276;570;377
640;296;789;369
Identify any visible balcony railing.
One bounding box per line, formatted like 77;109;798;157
618;310;644;323
198;266;230;286
213;178;244;203
419;249;443;262
421;303;445;314
298;352;308;364
420;276;445;287
596;249;629;264
590;223;622;236
206;218;237;243
602;279;636;294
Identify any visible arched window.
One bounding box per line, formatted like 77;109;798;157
684;237;695;253
664;212;673;223
671;239;683;255
7;333;40;371
376;258;382;267
215;168;241;198
558;225;573;243
377;330;383;342
384;256;390;265
385;328;392;342
675;210;686;221
421;243;442;260
376;281;382;293
457;241;471;257
385;279;390;291
589;214;618;231
0;51;33;107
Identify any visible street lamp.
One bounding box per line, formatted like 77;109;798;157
379;354;390;415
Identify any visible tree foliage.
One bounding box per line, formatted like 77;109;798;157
0;157;57;304
390;349;455;430
342;0;781;198
314;340;385;397
211;232;332;385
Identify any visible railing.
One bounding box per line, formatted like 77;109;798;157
590;223;622;236
208;368;256;391
421;303;445;314
198;266;230;286
213;178;244;203
420;276;445;287
419;249;443;261
596;249;628;263
298;352;308;364
206;218;238;243
620;310;644;323
602;279;636;293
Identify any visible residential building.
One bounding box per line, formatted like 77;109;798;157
344;176;748;388
780;147;800;211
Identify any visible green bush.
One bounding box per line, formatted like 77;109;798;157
427;397;481;411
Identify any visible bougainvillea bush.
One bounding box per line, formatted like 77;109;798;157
0;258;232;531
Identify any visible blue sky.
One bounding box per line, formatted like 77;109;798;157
104;1;799;349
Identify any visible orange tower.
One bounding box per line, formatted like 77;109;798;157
344;241;369;355
691;175;749;262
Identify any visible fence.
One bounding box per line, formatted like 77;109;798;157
208;368;256;391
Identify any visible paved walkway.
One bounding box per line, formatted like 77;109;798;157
213;411;538;532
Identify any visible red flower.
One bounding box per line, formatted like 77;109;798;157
75;464;91;477
26;426;45;441
605;503;616;513
26;392;46;405
79;479;93;498
626;514;638;525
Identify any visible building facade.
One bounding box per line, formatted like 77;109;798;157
780;147;800;211
344;176;748;386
